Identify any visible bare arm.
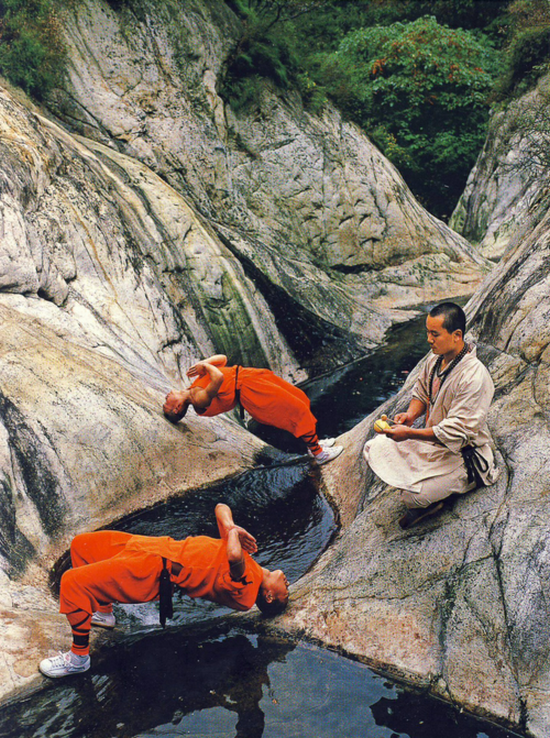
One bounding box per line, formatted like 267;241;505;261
394;398;426;426
202;355;228;367
215;503;258;580
186;361;224;410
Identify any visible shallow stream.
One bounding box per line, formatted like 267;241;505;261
1;314;522;738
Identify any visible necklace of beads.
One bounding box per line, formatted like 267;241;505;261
428;342;470;407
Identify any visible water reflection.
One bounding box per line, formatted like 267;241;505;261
0;624;521;738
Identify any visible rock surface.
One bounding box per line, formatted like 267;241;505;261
48;0;489;370
0;80;272;698
281;208;550;737
450;72;550;260
0;0;535;727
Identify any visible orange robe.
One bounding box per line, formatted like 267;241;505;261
191;366;318;443
60;531;264;653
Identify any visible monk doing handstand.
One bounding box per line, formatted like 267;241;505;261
163;355;343;465
364;302;499;529
39;504;289;678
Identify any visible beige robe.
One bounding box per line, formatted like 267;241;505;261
364;346;499;493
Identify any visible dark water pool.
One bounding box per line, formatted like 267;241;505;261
0;623;520;738
13;310;521;738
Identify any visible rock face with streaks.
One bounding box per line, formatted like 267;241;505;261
450;72;550;260
48;0;488;370
0;81;272;695
0;0;509;720
282;207;550;738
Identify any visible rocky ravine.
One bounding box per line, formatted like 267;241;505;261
283;204;550;738
0;0;508;719
0;80;272;695
0;42;485;704
48;0;489;372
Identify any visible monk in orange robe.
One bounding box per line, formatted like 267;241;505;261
39;504;288;678
163;355;343;465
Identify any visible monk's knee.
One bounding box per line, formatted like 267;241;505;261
400;490;432;509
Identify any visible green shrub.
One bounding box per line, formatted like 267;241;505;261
220;1;300;111
319;16;500;218
490;0;550;99
0;0;66;99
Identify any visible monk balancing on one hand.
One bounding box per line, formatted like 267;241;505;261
39;504;289;679
364;302;499;530
163;355;343;465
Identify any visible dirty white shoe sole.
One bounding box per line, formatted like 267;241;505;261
91;611;116;629
39;651;90;678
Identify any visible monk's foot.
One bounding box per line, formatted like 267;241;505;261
312;445;343;465
398;501;444;530
91;611;116;629
39;651;90;678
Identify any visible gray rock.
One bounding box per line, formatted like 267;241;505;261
450;73;550;259
48;0;490;365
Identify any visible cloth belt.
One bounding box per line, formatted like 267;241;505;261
234;365;245;420
460;444;489;489
159;557;174;628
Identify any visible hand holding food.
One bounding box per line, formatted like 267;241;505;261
374;417;391;433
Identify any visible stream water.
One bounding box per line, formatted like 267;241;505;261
0;314;523;738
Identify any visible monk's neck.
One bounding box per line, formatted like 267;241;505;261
440;342;465;371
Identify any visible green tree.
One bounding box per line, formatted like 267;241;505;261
220;0;328;111
493;0;550;99
0;0;65;99
320;16;500;218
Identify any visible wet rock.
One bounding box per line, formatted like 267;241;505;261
284;208;550;737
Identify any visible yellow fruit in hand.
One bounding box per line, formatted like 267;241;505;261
374;419;391;433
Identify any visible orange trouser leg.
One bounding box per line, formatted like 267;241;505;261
240;370;322;453
70;531;134;614
61;532;161;654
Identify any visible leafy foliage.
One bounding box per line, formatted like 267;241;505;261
319;16;500;218
0;0;66;99
494;0;550;98
220;0;327;112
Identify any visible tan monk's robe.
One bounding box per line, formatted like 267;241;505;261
364;346;499;497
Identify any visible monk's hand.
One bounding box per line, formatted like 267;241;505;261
235;526;258;554
385;424;411;442
187;361;208;378
394;412;413;426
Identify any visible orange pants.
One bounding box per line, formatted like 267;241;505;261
195;367;323;454
60;531;164;655
238;369;322;454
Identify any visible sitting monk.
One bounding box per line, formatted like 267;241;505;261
364;302;499;529
39;504;289;678
163;354;343;465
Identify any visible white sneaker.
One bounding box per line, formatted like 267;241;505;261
313;445;344;465
39;651;90;678
91;611;116;629
319;438;336;448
